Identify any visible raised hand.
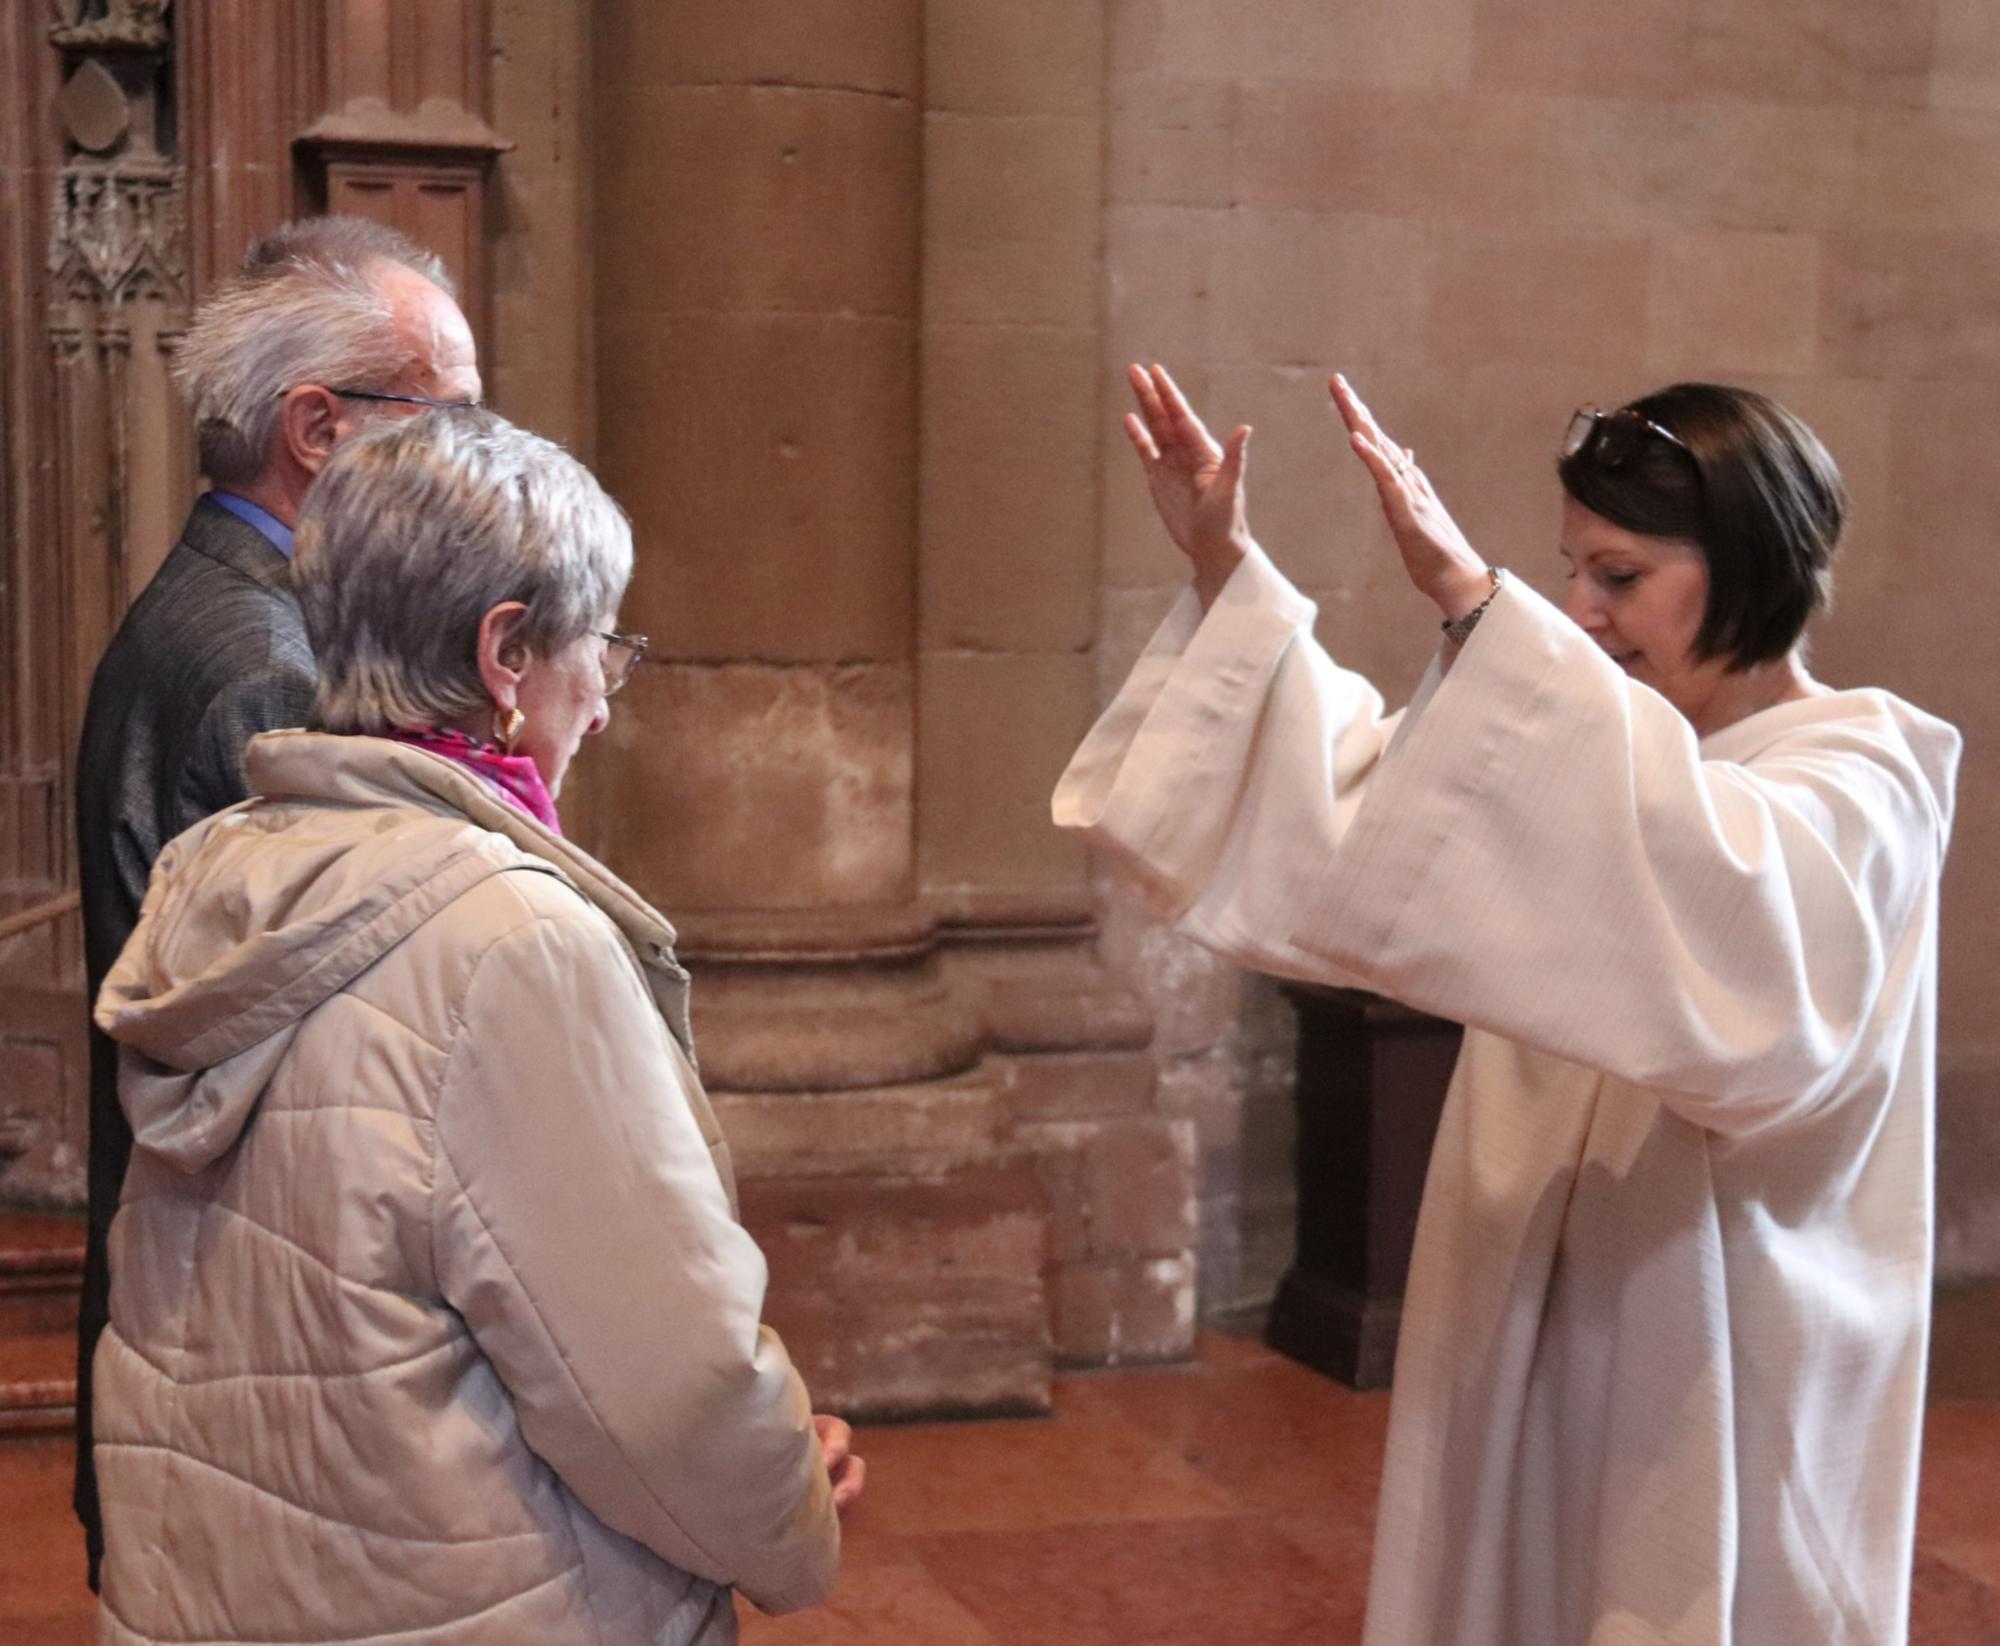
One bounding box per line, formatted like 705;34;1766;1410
1124;363;1252;608
1330;373;1493;623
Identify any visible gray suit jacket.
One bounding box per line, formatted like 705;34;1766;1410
72;495;316;1583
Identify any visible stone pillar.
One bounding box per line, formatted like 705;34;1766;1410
585;1;1051;1413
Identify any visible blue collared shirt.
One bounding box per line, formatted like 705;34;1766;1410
208;490;296;561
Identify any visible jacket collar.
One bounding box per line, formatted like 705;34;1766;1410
244;729;694;1052
180;493;298;596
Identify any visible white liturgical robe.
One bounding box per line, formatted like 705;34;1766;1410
1053;546;1961;1646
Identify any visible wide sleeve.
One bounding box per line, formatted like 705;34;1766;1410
430;909;838;1614
1052;543;1406;987
1287;576;1955;1135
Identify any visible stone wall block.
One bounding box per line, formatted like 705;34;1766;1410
1104;206;1227;381
1233;85;1859;237
1051;1252;1197;1365
586;660;912;913
917;650;1092;895
1645;229;1821;379
920;326;1098;653
1471;0;1695;97
1213;209;1431;372
1223;0;1476;89
599;0;923;97
1933;0;2000;111
621;86;918;321
596;311;915;662
928;0;1106;117
1685;0;1937;108
925;239;1098;332
1426;226;1652;373
1107;78;1237;209
713;1071;1004;1165
925;113;1101;255
1086;1116;1199;1256
1005;1050;1158;1122
743;1162;1053;1415
1821;231;2000;382
1845;109;2000;236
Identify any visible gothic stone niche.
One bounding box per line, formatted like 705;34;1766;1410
0;0;190;1203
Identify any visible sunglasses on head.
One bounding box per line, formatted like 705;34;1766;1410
1562;406;1692;468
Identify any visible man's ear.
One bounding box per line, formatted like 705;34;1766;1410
474;602;533;709
277;384;348;477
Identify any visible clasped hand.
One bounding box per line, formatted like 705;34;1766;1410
1123;363;1493;621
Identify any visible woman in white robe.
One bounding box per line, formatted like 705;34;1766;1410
1053;366;1961;1646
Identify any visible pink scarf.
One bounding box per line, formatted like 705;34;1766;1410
389;726;562;834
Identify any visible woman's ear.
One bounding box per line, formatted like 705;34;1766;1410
277;384;349;478
474;602;532;710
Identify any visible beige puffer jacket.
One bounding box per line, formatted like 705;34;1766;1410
92;731;838;1646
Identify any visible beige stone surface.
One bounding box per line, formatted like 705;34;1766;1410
597;0;923;97
488;0;594;456
1425;225;1651;373
917;650;1093;894
1684;0;1937;108
1821;230;2000;381
1846;108;2000;235
583;660;913;914
1472;0;1695;98
920;325;1099;652
1133;0;1475;88
1233;85;1860;236
1645;230;1820;378
924;113;1102;259
595;310;916;662
743;1161;1053;1416
615;85;919;321
927;0;1106;117
1108;78;1238;209
924;238;1099;332
1051;1252;1198;1365
1933;0;2000;110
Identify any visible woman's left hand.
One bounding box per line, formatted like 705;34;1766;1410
1331;373;1493;622
814;1413;867;1512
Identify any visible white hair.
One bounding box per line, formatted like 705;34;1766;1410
173;216;458;485
293;408;634;736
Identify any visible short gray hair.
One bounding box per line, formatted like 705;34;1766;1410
294;408;633;736
174;216;458;485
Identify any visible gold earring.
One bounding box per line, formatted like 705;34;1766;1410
494;707;525;753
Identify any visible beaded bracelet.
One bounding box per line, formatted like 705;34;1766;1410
1441;567;1505;647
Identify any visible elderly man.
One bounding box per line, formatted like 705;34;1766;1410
72;214;480;1587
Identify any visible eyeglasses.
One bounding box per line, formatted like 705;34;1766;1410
595;629;649;696
1562;406;1692;468
328;388;482;411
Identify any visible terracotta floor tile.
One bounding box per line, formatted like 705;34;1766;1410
0;1437;93;1645
907;1515;1358;1646
1930;1283;2000;1403
738;1559;1003;1646
1058;1345;1389;1516
4;1336;1997;1644
1921;1403;2000;1591
1910;1551;2000;1646
854;1407;1239;1536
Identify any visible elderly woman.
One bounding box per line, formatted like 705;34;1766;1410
92;408;857;1646
1055;366;1960;1646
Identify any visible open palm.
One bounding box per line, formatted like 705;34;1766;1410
1124;363;1252;598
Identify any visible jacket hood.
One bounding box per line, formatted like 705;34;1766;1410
96;732;690;1172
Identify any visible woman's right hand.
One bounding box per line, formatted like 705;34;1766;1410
1124;363;1253;609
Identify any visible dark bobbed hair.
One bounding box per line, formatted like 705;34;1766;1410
1556;383;1846;671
